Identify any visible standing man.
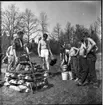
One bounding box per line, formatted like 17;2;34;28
38;33;53;76
84;33;98;86
76;39;88;86
13;31;29;68
69;44;79;81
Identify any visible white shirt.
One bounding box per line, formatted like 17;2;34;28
6;46;14;56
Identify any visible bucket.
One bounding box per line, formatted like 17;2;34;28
61;72;69;80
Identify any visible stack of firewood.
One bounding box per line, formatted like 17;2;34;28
4;62;49;93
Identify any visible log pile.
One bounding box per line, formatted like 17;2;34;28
4;61;49;93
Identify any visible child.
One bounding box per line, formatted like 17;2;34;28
6;44;15;71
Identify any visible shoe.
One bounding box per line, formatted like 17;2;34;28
76;82;83;86
43;85;48;89
76;79;87;86
76;80;83;86
74;78;79;82
83;81;89;86
69;78;73;80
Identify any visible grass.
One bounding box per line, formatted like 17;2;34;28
0;53;102;105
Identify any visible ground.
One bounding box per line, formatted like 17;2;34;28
0;53;102;105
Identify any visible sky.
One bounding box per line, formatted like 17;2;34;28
1;1;101;42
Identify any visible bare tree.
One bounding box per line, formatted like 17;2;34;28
1;4;24;41
39;12;48;35
52;23;61;41
22;8;39;44
65;22;72;43
70;26;75;44
95;17;101;41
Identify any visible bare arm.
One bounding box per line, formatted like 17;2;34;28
37;41;41;56
87;38;96;54
13;49;16;58
26;47;29;54
72;47;79;56
6;48;9;57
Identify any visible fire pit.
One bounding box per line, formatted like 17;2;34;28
3;54;49;93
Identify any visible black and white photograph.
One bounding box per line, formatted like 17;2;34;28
0;1;102;105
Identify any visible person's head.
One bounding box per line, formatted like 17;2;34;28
43;33;48;40
77;41;81;48
17;31;24;39
81;38;85;43
66;44;71;50
83;32;88;41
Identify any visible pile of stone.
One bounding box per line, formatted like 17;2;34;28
4;62;49;93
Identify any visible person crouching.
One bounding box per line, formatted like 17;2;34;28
61;44;73;80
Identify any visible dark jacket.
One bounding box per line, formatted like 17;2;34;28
13;38;24;52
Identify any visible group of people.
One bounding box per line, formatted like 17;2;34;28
3;31;30;72
2;30;98;87
60;32;98;87
2;31;54;77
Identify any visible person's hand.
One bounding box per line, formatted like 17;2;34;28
51;54;54;59
95;46;98;52
38;53;41;57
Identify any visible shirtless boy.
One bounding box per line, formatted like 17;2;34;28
38;33;53;76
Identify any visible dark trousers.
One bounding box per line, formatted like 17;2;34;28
0;54;1;75
87;52;97;83
78;56;88;84
71;56;79;79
